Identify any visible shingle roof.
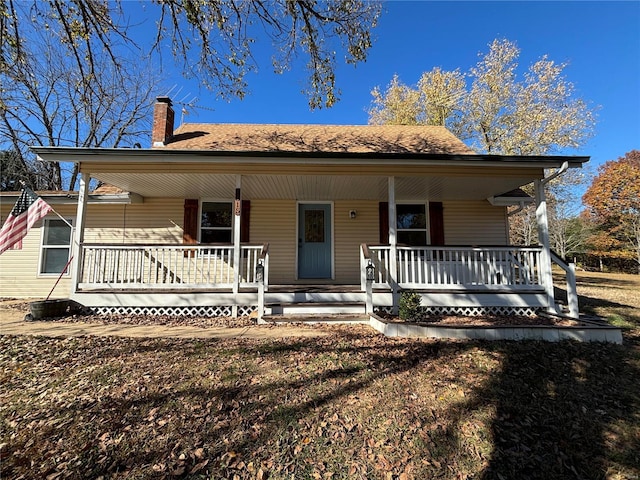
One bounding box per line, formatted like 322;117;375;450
164;124;476;155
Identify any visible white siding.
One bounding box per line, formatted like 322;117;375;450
0;199;184;298
1;197;509;298
334;200;379;283
249;200;297;284
443;200;508;245
0;204;76;299
83;198;183;244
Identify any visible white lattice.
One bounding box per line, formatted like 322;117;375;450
375;306;538;317
237;305;255;316
89;305;254;317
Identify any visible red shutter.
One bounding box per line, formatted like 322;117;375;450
183;199;199;245
429;202;445;246
240;200;250;242
379;202;389;244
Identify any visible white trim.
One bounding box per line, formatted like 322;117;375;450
295;201;335;281
33;147;589;170
198;199;235;244
395;201;430;245
37;216;74;278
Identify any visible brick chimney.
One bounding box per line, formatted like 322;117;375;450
151;96;174;147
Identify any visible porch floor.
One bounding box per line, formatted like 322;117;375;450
78;284;365;294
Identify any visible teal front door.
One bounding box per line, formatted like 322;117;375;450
298;203;332;279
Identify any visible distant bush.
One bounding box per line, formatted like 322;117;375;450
399;291;422;321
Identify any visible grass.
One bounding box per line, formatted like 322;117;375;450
1;272;639;479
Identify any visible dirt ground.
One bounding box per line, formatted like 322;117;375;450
0;299;331;339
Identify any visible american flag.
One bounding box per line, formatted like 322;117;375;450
0;187;53;255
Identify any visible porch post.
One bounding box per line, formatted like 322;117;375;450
70;172;89;294
232;175;242;317
388;176;399;314
534;179;555;312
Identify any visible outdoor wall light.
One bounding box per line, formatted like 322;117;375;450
349;210;357;219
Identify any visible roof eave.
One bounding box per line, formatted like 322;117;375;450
0;192;141;205
31;146;590;169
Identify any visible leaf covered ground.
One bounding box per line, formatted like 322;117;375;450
1;271;639;479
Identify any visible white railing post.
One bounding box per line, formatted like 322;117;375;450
70;172;89;293
567;262;579;318
535;179;556;312
232;176;242;317
360;246;366;291
361;244;375;315
256;243;269;323
388;177;399;314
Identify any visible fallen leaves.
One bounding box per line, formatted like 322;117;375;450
1;324;638;479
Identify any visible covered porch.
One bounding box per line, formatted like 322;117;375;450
33;146;584;320
69;240;576;319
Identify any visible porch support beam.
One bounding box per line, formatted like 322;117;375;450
388;176;399;314
71;172;89;294
232;175;242;317
534;178;555;312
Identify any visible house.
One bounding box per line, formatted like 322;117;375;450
2;96;586;320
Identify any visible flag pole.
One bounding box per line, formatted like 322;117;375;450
45;255;74;301
18;181;74;229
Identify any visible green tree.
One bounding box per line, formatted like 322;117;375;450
583;150;640;273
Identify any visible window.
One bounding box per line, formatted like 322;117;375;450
40;218;73;275
200;202;233;243
397;204;427;246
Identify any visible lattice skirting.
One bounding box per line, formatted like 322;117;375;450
375;305;539;317
88;305;256;317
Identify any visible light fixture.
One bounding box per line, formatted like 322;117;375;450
366;261;375;283
256;261;264;283
349;210;357;219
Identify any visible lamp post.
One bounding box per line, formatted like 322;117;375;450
365;261;375;314
256;261;264;283
256;260;265;323
366;261;375;283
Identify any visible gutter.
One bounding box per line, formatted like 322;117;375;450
31;146;590;170
0;192;142;205
541;161;569;185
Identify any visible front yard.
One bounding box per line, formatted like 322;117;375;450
1;272;639;479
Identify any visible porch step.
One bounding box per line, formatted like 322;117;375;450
262;313;369;324
267;302;366;315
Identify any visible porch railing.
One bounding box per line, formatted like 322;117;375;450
362;245;544;290
78;244;268;290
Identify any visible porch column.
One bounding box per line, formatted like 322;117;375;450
388;176;399;314
233;176;242;315
70;172;89;295
534;179;555;312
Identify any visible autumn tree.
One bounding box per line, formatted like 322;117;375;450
1;0;381;190
369;39;595;154
583;150;640;273
1;1;160;190
1;0;381;110
369;39;596;252
369;69;466;129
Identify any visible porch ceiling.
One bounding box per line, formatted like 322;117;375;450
90;172;539;201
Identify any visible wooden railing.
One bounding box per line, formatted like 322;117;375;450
363;245;544;289
550;251;579;318
78;244;268;290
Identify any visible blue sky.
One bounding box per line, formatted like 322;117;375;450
139;1;639;174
